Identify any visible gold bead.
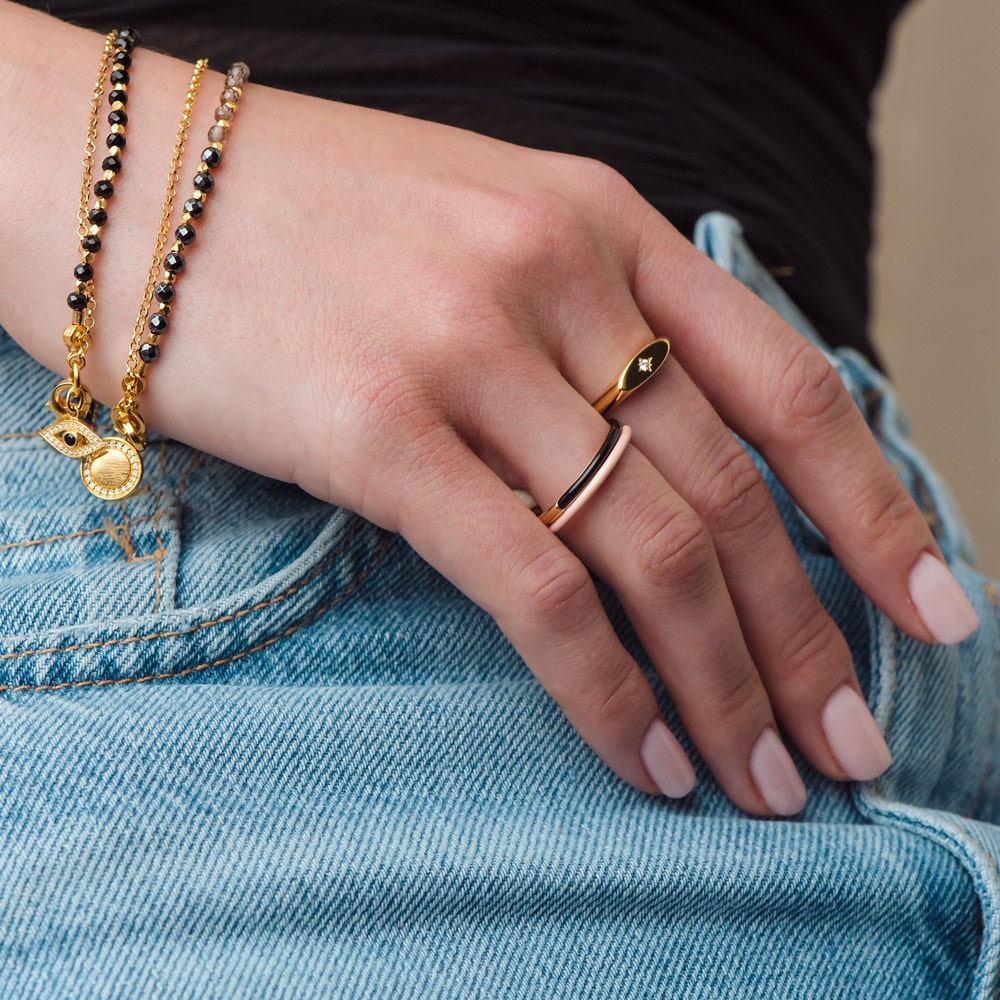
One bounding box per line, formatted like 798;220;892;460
63;323;86;347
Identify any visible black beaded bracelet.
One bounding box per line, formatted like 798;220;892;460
68;28;141;331
138;61;251;369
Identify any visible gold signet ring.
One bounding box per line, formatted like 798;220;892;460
591;338;671;416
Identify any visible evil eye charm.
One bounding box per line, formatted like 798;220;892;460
38;416;106;458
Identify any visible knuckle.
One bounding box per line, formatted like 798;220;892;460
776;342;853;427
583;660;649;732
774;609;847;691
513;544;594;631
352;363;436;447
705;663;765;729
633;505;717;597
565;154;630;199
480;188;590;275
700;447;775;540
850;475;919;547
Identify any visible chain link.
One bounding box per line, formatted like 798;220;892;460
118;58;208;421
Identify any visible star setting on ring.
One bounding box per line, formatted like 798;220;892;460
637;356;654;373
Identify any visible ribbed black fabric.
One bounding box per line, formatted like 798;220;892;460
21;0;910;369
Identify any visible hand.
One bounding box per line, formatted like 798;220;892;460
3;20;980;816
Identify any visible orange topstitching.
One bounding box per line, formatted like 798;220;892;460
0;514;377;675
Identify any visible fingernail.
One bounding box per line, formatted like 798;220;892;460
640;719;697;798
821;685;893;781
908;551;980;644
749;728;807;815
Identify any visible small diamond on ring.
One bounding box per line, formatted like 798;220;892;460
637;356;653;373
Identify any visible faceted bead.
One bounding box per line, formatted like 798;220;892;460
225;62;250;87
221;87;239;104
175;223;196;245
67;291;88;310
110;69;130;86
149;313;169;334
94;179;114;198
154;281;175;303
109;89;128;106
138;342;159;363
183;198;204;218
215;104;234;122
115;28;140;51
113;50;132;69
201;146;221;168
102;155;122;173
107;133;126;149
193;171;214;192
88;207;108;225
73;263;94;282
208;124;227;143
81;235;102;253
164;252;185;273
108;109;128;127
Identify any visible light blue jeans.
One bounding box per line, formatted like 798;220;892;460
1;212;998;998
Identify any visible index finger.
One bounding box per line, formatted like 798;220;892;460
629;213;979;646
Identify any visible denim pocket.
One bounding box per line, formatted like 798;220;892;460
0;329;390;692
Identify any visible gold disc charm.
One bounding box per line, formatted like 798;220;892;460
80;438;143;499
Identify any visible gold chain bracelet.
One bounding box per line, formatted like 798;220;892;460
39;28;249;501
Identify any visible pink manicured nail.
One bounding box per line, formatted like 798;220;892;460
908;551;980;644
640;719;697;798
821;685;893;781
749;728;807;815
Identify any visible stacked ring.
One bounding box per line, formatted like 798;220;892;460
516;337;671;531
533;420;633;532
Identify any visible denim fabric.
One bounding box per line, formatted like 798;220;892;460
0;210;997;998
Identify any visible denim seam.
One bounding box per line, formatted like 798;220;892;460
0;514;157;553
970;620;1000;818
858;791;1000;1000
0;529;391;693
0;514;374;667
872;626;902;757
861;607;1000;1000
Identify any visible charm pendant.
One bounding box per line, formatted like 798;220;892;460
39;415;143;500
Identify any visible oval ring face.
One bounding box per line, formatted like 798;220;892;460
80;437;143;500
620;338;671;391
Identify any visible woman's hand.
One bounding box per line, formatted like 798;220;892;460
1;8;979;815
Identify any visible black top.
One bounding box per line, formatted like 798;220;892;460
22;0;909;370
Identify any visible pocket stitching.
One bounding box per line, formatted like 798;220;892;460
0;524;392;692
0;513;381;671
0;513;158;554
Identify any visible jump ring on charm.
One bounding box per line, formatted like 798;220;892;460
535;420;633;532
49;379;89;417
591;338;671;416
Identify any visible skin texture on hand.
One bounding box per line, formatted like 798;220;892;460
0;0;978;816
